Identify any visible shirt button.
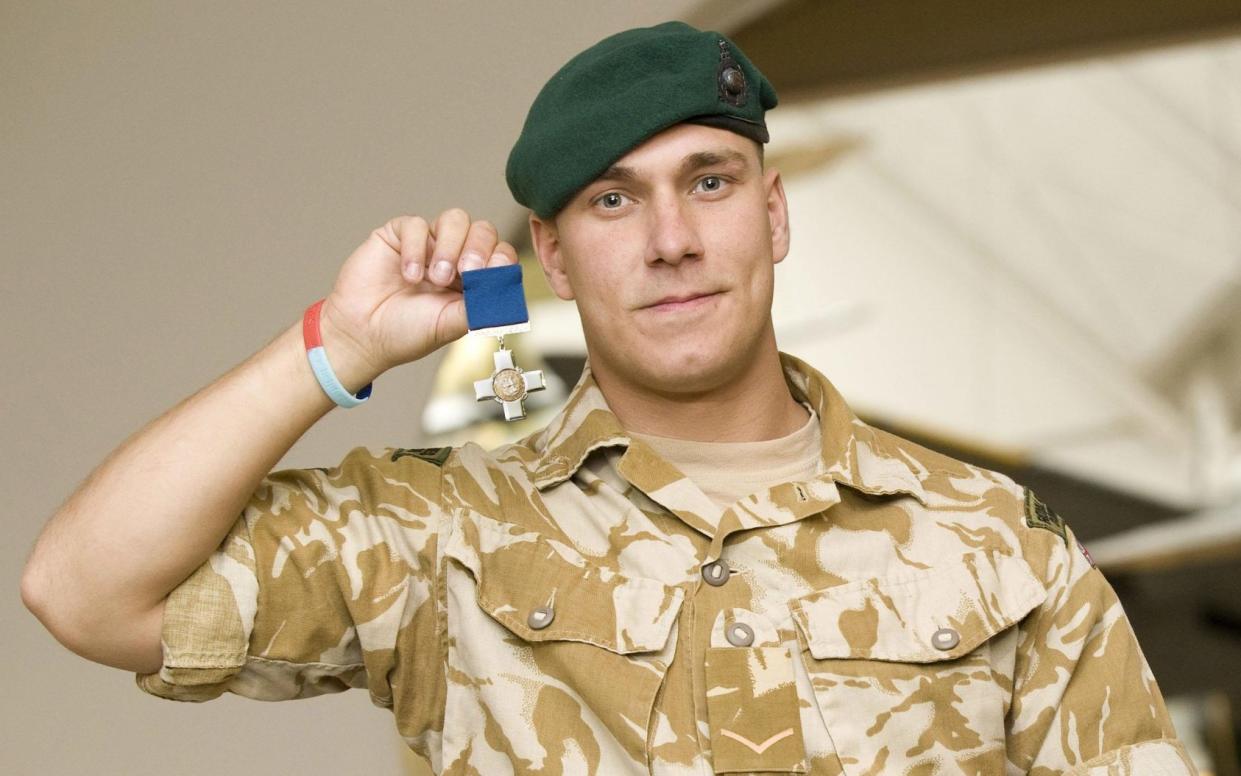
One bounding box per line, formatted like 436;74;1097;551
931;627;960;651
701;560;730;586
726;622;755;647
528;606;555;630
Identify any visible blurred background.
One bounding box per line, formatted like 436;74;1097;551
4;1;1240;774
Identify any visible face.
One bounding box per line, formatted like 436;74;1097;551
530;123;790;396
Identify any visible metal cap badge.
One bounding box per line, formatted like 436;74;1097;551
717;39;748;107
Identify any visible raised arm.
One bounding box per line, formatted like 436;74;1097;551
21;210;514;674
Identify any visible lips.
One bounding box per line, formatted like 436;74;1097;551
641;291;721;312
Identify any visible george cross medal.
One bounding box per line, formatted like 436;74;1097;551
461;264;545;421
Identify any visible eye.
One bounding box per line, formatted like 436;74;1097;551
696;175;725;193
596;191;627;209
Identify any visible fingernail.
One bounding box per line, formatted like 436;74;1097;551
490;253;508;265
460;252;484;272
433;261;453;282
404;262;419;281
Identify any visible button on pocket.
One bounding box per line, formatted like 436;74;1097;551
726;622;755;647
527;606;554;630
931;627;959;651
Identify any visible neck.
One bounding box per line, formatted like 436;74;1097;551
592;338;808;443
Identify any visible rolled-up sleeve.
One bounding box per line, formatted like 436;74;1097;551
136;445;445;709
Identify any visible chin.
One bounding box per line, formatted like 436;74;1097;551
584;310;766;396
623;337;738;395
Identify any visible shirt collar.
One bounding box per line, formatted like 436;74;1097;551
527;352;930;507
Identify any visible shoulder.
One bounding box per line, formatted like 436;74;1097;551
434;437;546;522
253;445;452;525
861;425;1076;580
305;437;544;523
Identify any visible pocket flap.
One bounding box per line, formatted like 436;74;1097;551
791;551;1046;662
445;511;684;654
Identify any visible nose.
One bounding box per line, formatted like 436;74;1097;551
645;195;704;266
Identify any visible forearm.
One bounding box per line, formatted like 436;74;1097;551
22;209;514;675
21;314;378;672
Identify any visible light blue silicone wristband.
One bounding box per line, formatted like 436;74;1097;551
307;346;372;408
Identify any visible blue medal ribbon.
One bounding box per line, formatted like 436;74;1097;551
462;264;546;421
461;264;531;335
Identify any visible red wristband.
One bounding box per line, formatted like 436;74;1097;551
303;299;372;408
303;299;326;349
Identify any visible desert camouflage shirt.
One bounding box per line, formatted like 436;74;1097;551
138;353;1196;775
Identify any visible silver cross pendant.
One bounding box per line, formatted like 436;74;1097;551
474;343;545;421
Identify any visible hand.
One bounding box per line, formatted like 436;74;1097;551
318;209;519;381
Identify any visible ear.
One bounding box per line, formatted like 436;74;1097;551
764;168;790;265
529;212;575;301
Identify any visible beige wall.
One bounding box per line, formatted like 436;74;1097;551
2;3;702;773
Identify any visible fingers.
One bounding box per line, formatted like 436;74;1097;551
426;208;471;286
379;209;517;289
423;209;522;288
487;241;518;268
388;216;429;283
456;219;499;277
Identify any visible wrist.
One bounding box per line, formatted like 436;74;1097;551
313;299;385;395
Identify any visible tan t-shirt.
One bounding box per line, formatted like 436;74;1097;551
629;406;821;511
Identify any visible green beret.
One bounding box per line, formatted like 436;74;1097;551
506;21;778;219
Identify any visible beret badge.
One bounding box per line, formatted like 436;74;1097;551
717;38;748;107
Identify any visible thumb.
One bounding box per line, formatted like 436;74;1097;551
434;297;469;346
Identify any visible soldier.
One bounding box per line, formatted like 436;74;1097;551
22;21;1196;776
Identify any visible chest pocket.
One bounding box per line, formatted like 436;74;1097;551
790;551;1046;776
440;510;685;774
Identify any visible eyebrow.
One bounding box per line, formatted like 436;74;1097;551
593;148;752;186
678;149;751;177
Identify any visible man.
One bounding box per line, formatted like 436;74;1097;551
22;21;1194;776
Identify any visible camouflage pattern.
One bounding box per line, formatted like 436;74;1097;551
138;353;1196;775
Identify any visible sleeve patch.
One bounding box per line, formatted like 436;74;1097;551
1024;488;1067;545
391;447;452;467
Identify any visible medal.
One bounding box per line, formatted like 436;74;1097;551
461;264;545;421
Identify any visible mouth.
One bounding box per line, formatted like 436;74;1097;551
640;291;722;313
